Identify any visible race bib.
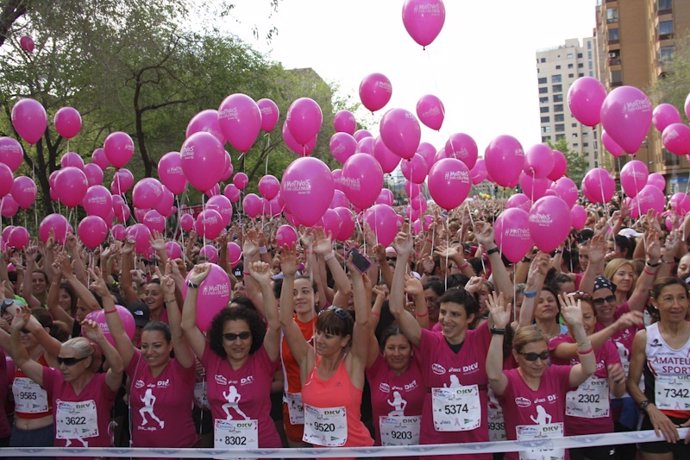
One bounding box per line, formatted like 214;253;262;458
655;375;690;410
379;415;420;446
286;392;304;425
214;418;258;449
516;422;564;460
13;377;49;414
487;388;506;441
566;376;610;418
302;404;347;447
55;399;99;440
431;384;481;431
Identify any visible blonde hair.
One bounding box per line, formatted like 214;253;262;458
512;325;547;353
61;337;94;359
604;258;636;294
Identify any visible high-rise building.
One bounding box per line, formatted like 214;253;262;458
536;38;601;169
595;0;690;192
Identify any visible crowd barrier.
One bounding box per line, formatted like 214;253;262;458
2;428;688;458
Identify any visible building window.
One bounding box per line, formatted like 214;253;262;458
657;0;672;12
541;116;550;123
567;53;573;59
540;57;546;63
552;84;563;93
578;63;584;68
539;87;548;94
659;20;673;39
577;53;583;59
554;104;564;112
555;114;565;122
542;126;552;134
556;134;566;141
551;75;562;83
556;65;561;70
588;51;592;59
606;8;618;23
583;143;589;147
539;96;549;104
538;77;547;84
573;143;579;147
571;123;578;128
660;45;674;63
541;136;551;143
608;28;620;42
555;124;565;132
568;73;574;78
553;94;563;103
611;70;622;84
578;73;585;77
540;106;550;113
587;41;592;49
568;63;574;69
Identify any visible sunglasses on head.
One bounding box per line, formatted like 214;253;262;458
57;356;88;366
592;295;617;307
0;299;14;315
519;351;550;362
321;306;351;321
223;331;251;342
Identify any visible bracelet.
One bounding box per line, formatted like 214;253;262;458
415;310;429;318
164;298;176;303
490;327;506;335
523;290;537;299
577;346;593;355
243;271;251;276
458;261;470;270
643;267;655;276
105;309;118;315
186;281;199;289
371;311;380;318
323;252;336;262
639;399;651;412
646;260;661;268
259;246;268;254
487;247;499;256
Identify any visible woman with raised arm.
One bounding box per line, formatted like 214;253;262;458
100;262;197;448
279;249;373;454
181;261;282;449
486;292;595;460
388;230;491;460
627;277;690;459
10;306;124;451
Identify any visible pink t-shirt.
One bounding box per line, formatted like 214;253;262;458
126;349;197;447
550;336;620;435
201;344;282;448
42;366;116;449
0;351;11;439
498;365;574;460
366;354;425;446
594;302;641;372
416;322;492;460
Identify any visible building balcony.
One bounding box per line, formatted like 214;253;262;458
608;58;621;66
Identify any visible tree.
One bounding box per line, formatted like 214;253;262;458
650;30;690;110
549;137;587;186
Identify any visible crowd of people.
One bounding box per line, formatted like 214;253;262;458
0;197;689;460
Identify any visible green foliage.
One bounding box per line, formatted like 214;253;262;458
650;30;690;112
548;137;587;187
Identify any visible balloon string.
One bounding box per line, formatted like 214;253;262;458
444;232;449;291
32;162;37;231
512;265;517;322
201;194;207;249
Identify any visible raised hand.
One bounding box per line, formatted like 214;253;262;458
280;249;298;277
188;263;211;285
10;305;31;332
434;244;461;259
559;294;583;327
644;228;661;263
150;231;166;252
486;291;511;329
473;221;495;248
312;229;333;256
88;267;110;297
393;231;413;258
81;318;105;343
243;229;260;258
248;261;273;285
586;234;606;266
404;275;423;296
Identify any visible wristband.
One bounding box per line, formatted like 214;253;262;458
186;281;199;289
487;247;499;256
523;290;537;299
415;310;429;318
164;298;176;304
643;267;655;276
323;252;336;262
371;311;380;318
259;246;268;254
639;399;651;412
646;260;661;268
490;327;506;335
459;261;470;270
105;309;118;315
577;345;593;355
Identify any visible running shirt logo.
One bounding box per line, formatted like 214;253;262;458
432;363;446;375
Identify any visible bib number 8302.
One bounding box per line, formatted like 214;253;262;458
223;436;247;446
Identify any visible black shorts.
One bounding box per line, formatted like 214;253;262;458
569;445;617;460
639;412;690;456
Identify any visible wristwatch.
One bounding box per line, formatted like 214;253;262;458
639;400;651;412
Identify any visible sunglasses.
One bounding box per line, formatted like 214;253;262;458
519;351;550;362
57;356;88;366
592;295;617;307
0;299;14;315
223;331;251;342
321;306;351;321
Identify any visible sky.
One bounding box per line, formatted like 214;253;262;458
228;0;599;156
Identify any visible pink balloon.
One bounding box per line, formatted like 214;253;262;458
257;174;280;201
183;263;230;332
600;86;653;154
126;224;152;255
485;135;525;187
104;131;135;168
332;169;344;191
55;167;88;207
528;196;571;253
11;98;47;145
376;189;394;206
154;186;175;218
286;98;323;146
653;103;681;132
330;189;350;209
470;159;488;185
39;213;71;243
582;168;615;204
133;207;147;224
132;178;164;210
359;73;392;113
354;130;373;142
524;144;554;178
321;209;342;238
566;77;607;127
186;109;224;144
143;209;166;234
519;173;550;201
601;131;625;157
402;0;446;48
380;108;421;160
233;172;249;191
281;157;334;227
54;107;82;139
111;168;134;195
329;132;357;164
636;185;665;215
670;192;690;216
547;150;567;181
373;136;401;173
341;153;384;210
220;151;234;182
206;194;233;227
82;185;113;218
662;123;690;156
223;183;241;203
8;226;29;250
275;225;299;249
157;151;187;195
357;137;375;155
416;94;445;130
204;183;220;198
180;132;225;192
0;137;23;172
416;142;436;168
86;306;135;346
257;98;280;133
60;152;84;170
218;93;262;153
648;172;666;192
10;176;36;209
409;194;427;214
570;204;587;230
427;158;471;210
620;160;648;198
111;195;130;223
92;147;110;170
242;193;263;219
404;181;422;200
111;224;126;241
165;241;183;260
180;213;194;232
334;207;355;241
506;193;533;212
400;153;429;184
444;133;477;170
20;35;34;53
364;204;399;247
0;164;12;198
282;121;317;156
199;245;219;264
0;195;19;218
551;177;578;208
494;208;533;263
78;216;108;250
333;110;356;134
227;242;242;267
83;163;103;186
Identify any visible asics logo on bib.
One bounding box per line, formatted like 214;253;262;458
432;363;446;375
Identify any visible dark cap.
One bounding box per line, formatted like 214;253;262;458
127;301;150;328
